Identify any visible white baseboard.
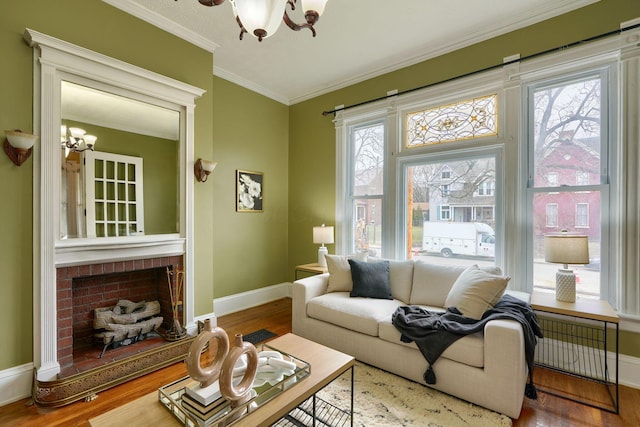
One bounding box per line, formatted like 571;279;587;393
0;363;33;406
4;285;636;409
0;284;293;408
212;282;292;317
619;353;640;389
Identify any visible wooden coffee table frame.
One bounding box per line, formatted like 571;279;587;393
89;334;355;427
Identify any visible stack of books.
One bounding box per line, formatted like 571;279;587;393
180;391;227;422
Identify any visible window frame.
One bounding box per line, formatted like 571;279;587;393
398;146;503;261
335;26;640;317
524;65;613;300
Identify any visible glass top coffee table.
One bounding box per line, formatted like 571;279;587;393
89;333;355;427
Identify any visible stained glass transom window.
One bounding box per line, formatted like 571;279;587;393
406;94;498;147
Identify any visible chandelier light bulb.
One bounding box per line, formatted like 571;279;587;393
68;127;86;139
233;0;287;41
301;0;327;17
200;0;327;42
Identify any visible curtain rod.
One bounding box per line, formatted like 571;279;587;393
322;22;640;117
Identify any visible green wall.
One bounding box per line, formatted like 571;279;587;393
288;0;640;358
210;78;289;301
0;0;290;371
1;0;639;375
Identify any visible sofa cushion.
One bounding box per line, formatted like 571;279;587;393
410;261;502;307
369;258;415;304
306;292;402;336
349;259;392;299
325;253;368;293
378;317;485;368
410;262;467;307
444;265;510;320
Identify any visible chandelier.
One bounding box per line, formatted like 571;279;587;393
61;125;97;153
197;0;328;42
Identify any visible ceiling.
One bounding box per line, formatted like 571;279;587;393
103;0;597;105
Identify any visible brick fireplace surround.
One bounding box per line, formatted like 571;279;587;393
33;254;196;407
57;255;182;370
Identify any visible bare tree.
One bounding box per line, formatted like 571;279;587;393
533;77;601;184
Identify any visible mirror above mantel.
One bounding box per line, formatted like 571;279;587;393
60;81;181;240
24;28;205;381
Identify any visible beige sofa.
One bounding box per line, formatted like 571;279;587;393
292;258;529;418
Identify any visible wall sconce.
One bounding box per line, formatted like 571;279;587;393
313;224;334;267
61;125;97;153
4;130;38;166
194;158;217;182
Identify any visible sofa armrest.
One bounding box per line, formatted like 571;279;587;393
484;319;526;371
292;273;329;336
483;319;528;412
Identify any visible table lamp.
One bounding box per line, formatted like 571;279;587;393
313;224;334;267
544;232;589;302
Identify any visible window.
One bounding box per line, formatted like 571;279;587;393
576;203;589;227
476;180;495;196
85;151;144;238
527;71;608;298
348;121;385;256
576;171;589;186
339;88;502;262
440;205;450;220
337;30;638;316
409;155;497;265
406;94;498;147
545;203;558;227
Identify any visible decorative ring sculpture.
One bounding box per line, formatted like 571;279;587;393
185;319;229;388
219;333;259;407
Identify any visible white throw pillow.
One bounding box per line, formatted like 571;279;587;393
410;261;502;307
325;253;368;293
410;262;467;307
444;265;510;320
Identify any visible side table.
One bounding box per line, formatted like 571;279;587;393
295;263;328;280
530;291;619;413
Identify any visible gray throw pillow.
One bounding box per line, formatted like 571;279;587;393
348;259;392;299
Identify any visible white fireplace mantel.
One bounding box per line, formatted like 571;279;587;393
25;28;204;381
55;235;186;267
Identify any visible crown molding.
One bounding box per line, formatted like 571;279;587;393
213;66;291;105
104;0;599;105
287;0;600;104
103;0;219;53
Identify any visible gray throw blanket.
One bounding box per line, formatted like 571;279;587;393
391;294;542;399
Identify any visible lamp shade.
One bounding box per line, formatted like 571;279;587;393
82;134;97;148
301;0;328;15
68;127;86;139
201;160;217;173
5;130;38;150
313;225;334;245
544;234;589;265
233;0;288;39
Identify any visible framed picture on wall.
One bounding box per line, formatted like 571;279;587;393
236;169;263;212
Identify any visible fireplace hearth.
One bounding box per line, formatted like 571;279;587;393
32;255;194;407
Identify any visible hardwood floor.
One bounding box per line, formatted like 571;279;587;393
0;297;638;426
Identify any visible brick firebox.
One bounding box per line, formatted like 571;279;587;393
56;255;184;370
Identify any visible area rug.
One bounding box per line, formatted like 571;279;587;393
314;362;512;427
242;328;277;345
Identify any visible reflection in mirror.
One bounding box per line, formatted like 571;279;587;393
60;81;180;239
